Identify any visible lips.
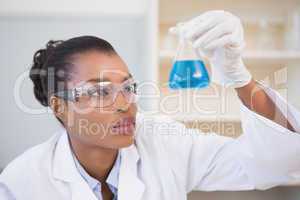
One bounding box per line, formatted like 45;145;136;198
111;117;136;135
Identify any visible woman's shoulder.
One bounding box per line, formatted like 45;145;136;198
0;130;63;183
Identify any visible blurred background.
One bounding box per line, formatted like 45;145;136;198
0;0;300;199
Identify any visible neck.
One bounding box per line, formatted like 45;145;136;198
68;135;118;182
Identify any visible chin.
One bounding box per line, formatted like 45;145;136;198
117;135;135;148
106;134;135;149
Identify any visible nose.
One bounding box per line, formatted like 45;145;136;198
113;91;130;112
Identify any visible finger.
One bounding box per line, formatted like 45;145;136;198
204;34;233;50
183;10;226;40
192;21;232;49
183;18;215;41
230;25;244;47
185;10;226;27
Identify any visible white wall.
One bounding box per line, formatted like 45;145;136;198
0;0;146;16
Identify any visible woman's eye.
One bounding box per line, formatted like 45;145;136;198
124;83;137;93
97;88;110;96
89;87;110;97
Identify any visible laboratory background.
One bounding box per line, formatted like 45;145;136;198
0;0;300;199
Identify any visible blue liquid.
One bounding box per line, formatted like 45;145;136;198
169;60;210;89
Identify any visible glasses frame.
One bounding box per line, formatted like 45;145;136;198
53;79;138;108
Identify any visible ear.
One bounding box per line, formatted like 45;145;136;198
49;96;67;121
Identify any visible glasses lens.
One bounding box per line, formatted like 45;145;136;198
122;82;137;103
87;84;114;107
75;80;137;108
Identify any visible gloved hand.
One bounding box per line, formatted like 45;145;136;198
169;10;252;88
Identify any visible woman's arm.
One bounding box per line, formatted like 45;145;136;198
236;79;295;132
0;183;16;200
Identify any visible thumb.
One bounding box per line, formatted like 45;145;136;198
168;26;178;35
168;23;186;36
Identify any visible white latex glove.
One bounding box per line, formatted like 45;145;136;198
170;10;252;88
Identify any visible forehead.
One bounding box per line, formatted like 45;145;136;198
69;51;132;86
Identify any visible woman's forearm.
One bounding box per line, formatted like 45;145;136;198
235;79;295;132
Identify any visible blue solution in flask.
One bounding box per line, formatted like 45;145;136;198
168;32;210;89
169;59;210;89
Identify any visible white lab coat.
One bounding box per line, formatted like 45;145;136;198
0;86;300;200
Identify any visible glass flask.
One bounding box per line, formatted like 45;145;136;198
169;36;210;89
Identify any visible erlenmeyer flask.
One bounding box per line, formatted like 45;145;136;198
169;36;210;89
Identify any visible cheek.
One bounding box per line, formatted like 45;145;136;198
66;102;137;134
64;105;137;148
130;103;138;113
67;111;112;138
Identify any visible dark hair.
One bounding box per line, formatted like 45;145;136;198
29;36;116;107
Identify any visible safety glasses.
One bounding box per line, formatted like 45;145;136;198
53;79;138;108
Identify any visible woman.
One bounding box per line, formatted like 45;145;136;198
0;11;300;200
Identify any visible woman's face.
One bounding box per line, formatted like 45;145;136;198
59;51;138;149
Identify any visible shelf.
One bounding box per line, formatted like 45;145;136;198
243;50;300;60
159;0;300;25
159;50;300;66
160;50;300;59
159;49;176;58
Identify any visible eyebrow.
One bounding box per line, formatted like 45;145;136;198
86;73;133;83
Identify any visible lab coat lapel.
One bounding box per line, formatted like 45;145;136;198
118;143;145;200
52;130;98;200
69;182;98;200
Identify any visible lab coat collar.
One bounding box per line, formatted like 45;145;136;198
118;141;145;200
52;129;145;200
52;129;82;183
52;130;98;200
